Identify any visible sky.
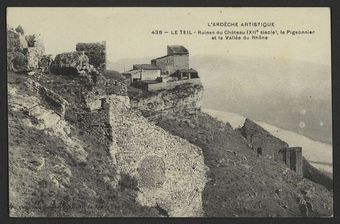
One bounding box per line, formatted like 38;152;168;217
7;7;331;66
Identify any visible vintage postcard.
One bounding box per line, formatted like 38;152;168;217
7;7;332;217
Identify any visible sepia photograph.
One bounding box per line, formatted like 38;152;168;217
6;7;333;218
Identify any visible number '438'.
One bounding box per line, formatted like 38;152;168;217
151;30;162;35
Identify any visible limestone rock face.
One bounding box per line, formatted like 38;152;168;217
7;26;45;72
50;52;91;75
8;84;88;165
130;83;203;118
7;28;27;52
7;28;28;71
106;95;208;217
11;52;28;72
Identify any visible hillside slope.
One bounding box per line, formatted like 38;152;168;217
204;108;333;191
156;113;333;217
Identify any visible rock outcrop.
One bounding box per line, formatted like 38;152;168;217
25;34;45;52
129;83;203;120
25;47;44;70
50;52;93;75
11;52;28;72
7;25;45;72
7;26;28;71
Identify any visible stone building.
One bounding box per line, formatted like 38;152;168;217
151;45;189;75
170;69;199;80
239;119;303;176
122;45;200;91
277;147;303;176
122;64;161;85
76;42;106;71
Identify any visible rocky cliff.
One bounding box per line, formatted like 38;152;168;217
128;83;203;121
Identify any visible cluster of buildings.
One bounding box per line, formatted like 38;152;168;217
122;45;200;91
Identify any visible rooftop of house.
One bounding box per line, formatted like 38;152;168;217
133;64;160;70
167;45;189;55
151;45;189;61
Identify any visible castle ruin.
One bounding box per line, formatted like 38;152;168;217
123;45;200;91
76;42;106;72
239;119;303;176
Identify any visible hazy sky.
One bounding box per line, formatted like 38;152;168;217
7;7;331;66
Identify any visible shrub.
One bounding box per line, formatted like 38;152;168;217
15;25;24;35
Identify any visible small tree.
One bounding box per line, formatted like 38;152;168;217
15;25;24;35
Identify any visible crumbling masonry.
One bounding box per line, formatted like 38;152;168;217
239;119;303;176
76;42;106;72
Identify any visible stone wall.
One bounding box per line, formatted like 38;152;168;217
287;147;303;176
147;78;201;91
106;95;208;216
38;55;53;73
76;42;106;71
239;119;289;159
239;119;303;176
140;70;161;81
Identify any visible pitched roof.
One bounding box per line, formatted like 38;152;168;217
167;45;189;55
177;68;198;73
133;64;160;70
151;54;171;61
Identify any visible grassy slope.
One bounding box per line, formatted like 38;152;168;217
302;158;333;191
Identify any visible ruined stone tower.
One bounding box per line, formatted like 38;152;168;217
76;41;106;72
